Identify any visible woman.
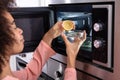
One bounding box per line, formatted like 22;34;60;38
0;0;86;80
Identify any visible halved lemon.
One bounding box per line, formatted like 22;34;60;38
62;20;74;31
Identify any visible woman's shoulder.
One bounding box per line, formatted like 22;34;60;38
1;75;19;80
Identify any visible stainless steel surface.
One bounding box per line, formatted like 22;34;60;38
44;0;114;6
42;58;100;80
44;59;65;80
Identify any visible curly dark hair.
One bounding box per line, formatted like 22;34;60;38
0;0;16;74
0;0;15;9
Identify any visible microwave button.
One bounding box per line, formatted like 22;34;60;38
94;40;103;48
93;23;103;32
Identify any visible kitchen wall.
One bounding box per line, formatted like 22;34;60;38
15;0;41;7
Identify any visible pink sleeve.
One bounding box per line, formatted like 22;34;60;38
64;68;77;80
12;40;56;80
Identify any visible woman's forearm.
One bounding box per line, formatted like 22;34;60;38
42;33;53;47
66;56;76;68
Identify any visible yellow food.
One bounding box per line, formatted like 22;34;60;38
62;20;74;31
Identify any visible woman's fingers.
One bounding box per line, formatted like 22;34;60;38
82;30;87;41
61;32;70;45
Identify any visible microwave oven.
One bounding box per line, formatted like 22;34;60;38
10;2;114;69
50;2;114;69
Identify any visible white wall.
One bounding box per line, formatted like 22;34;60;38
16;0;41;7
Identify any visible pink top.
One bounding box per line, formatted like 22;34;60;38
2;40;77;80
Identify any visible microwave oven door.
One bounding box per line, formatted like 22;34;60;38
49;4;93;61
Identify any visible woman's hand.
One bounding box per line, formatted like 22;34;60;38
61;30;86;68
42;21;64;46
